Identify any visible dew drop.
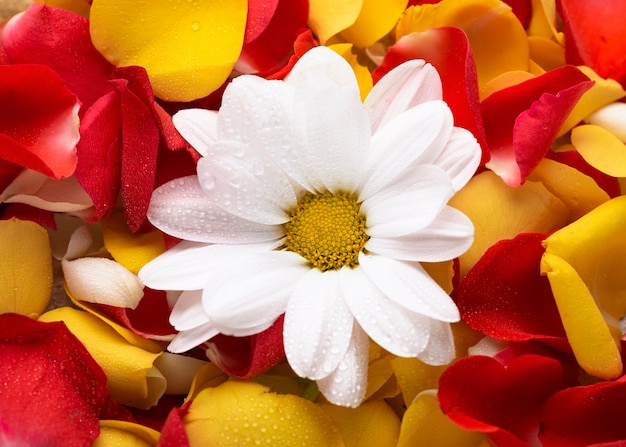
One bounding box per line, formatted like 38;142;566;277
191;21;201;31
203;173;216;190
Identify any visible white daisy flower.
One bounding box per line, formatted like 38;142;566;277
139;46;481;407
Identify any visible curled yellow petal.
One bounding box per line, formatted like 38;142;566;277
94;421;159;447
183;381;345;446
339;0;409;48
541;252;622;379
571;124;626;177
39;307;166;409
320;401;400;447
89;0;247;101
0;218;52;318
397;391;490;447
102;212;166;275
308;0;363;44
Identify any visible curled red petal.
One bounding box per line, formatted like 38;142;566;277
560;0;626;87
2;3;114;109
0;64;79;179
0;313;109;447
540;375;626;447
482;65;593;186
438;354;564;447
0;203;56;229
373;27;490;165
455;232;568;348
157;405;190;447
265;28;318;80
206;315;285;379
238;0;309;73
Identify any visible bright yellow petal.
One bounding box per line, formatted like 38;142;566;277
186;362;229;401
101;212;166;275
364;343;398;401
183;381;346;447
528;157;610;220
320;401;400;447
390;357;447;407
541;252;622;379
329;43;373;101
89;0;247;101
0;218;52;318
559;66;626;136
527;0;563;43
571;124;626;177
94;421;159;447
528;36;565;72
397;0;529;90
308;0;363;44
39;307;166;409
421;260;454;295
339;0;409;48
449;171;569;278
481;70;536;98
397;391;491;447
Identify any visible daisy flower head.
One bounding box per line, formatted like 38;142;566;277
139;46;481;407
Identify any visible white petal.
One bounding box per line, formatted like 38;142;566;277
204;251;309;336
167;323;219;354
169;289;209;331
585;102;626;143
172;108;218;158
365;206;474;262
416;319;456;366
284;269;354;380
286;46;359;90
431;127;481;191
362;165;453;238
62;257;143;309
339;266;430;357
148;175;283;244
365;60;443;134
139;241;276;291
360;100;453;200
291;73;369;193
197;145;296;225
358;254;460;322
316;323;369;408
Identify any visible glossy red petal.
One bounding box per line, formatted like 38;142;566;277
0;203;56;229
455;232;568;348
75;90;122;223
373;27;490;165
560;0;626;87
0;313;109;447
265;28;317;80
439;354;564;447
0;64;79;179
503;0;532;28
206;315;285;379
482;65;593;186
238;0;309;73
157;405;190;447
1;3;114;109
540;375;626;447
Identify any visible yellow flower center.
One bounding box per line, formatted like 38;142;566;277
284;192;369;271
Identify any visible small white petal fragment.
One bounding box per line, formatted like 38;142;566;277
62;257;144;309
173;108;219;158
585;102;626;143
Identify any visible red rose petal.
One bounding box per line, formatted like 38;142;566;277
540;375;626;447
0;64;79;179
455;232;568;348
206;315;285;379
0;203;56;229
373;27;490;165
482;65;593;186
548;150;621;198
0;313;109;446
560;0;626;87
157;405;190;447
439;354;564;447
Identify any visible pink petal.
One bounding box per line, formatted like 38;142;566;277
482;65;593;186
373;27;490;165
0;64;79;179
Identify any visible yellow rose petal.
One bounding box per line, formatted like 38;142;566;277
397;391;490;447
183;381;345;447
39;307;166;409
528;35;565;72
571;124;626;177
449;171;569;278
390;357;447;406
89;0;247;101
308;0;363;44
320;401;401;447
541;252;622;379
340;0;409;48
102;212;166;275
0;218;52;318
94;421;159;447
